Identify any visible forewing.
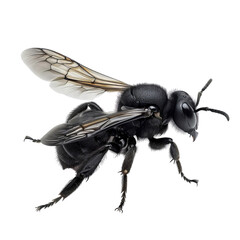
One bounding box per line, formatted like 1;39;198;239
22;48;130;99
41;108;152;146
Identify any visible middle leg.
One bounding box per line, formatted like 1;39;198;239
115;137;137;212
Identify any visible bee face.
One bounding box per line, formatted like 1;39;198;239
172;91;198;141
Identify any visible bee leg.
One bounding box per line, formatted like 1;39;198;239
169;141;198;185
25;102;103;145
149;137;198;185
36;144;112;211
115;137;137;213
36;175;84;211
24;136;41;143
67;102;103;121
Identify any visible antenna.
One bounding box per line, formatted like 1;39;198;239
195;79;212;107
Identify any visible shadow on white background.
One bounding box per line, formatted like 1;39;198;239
1;1;238;239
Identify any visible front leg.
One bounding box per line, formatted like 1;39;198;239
149;137;198;185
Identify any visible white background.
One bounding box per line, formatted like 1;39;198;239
1;0;239;239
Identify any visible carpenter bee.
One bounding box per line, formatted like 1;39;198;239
22;48;229;212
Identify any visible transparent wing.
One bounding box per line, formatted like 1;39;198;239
22;48;130;100
41;108;153;146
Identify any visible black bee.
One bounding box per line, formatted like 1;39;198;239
22;48;229;212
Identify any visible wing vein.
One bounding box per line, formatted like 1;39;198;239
22;48;130;100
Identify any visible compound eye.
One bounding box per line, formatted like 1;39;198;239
182;103;194;117
182;103;196;129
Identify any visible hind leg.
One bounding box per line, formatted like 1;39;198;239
24;136;41;143
67;102;103;121
36;142;119;211
24;102;103;144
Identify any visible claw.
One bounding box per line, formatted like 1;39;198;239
190;179;199;186
181;173;199;186
115;207;123;213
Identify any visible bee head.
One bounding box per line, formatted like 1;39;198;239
171;91;198;141
170;79;229;141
